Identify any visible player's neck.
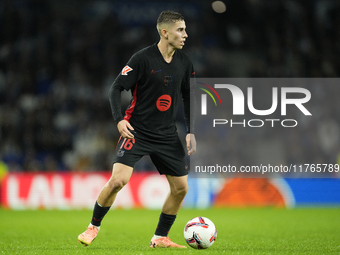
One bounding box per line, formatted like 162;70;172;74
157;41;175;63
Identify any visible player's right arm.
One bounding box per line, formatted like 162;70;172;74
109;53;142;139
109;82;134;138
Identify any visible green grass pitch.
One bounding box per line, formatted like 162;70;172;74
0;208;339;254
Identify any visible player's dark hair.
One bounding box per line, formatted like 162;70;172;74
157;10;184;25
157;11;184;35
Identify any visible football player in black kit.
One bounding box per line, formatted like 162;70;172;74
78;10;196;248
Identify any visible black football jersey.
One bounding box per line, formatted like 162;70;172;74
110;43;194;140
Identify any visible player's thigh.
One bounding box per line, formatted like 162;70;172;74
113;136;152;168
150;137;187;176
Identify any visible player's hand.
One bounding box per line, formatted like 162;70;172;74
117;120;134;139
186;133;196;156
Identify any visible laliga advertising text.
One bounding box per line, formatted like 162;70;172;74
195;164;340;175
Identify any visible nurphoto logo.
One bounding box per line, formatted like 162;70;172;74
198;81;312;128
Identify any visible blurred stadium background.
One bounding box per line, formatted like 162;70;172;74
0;0;340;209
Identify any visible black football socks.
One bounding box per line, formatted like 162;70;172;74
154;212;177;237
90;201;111;227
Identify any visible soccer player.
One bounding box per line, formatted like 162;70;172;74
78;10;196;248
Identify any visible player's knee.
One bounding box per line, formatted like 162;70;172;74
172;184;188;198
107;178;127;194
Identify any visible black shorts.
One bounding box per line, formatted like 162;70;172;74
113;134;188;176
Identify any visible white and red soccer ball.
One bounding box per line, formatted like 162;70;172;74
184;217;217;249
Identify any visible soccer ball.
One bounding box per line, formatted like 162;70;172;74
184;217;217;249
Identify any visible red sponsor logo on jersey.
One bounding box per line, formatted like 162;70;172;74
121;65;133;75
156;94;172;111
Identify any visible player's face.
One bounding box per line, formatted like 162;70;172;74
167;20;188;49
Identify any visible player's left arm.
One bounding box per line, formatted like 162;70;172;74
182;61;196;155
186;133;196;156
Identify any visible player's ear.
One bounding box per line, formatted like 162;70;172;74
161;28;168;39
